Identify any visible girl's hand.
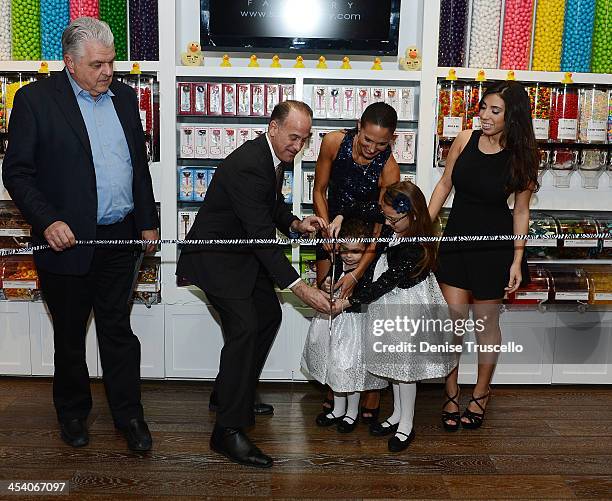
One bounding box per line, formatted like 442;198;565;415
323;215;343;253
318;277;332;294
334;272;358;299
504;262;522;294
332;298;350;316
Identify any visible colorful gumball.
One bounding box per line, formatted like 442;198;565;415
41;0;70;60
129;0;158;61
69;0;99;20
12;0;41;60
532;0;566;72
591;0;612;73
500;0;535;70
0;0;11;61
438;0;469;67
561;0;596;72
99;0;127;60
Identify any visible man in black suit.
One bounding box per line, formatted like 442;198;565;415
177;100;330;468
2;18;158;451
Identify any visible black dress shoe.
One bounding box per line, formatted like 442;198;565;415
337;415;358;433
209;392;274;415
315;412;344;427
369;419;399;437
210;425;273;468
59;418;88;448
118;418;152;452
388;429;415;452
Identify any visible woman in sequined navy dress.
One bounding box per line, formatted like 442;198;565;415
312;102;400;421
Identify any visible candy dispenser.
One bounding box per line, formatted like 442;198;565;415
0;256;40;301
548;266;590;304
0;202;31;251
608;88;612;143
129;0;159;61
436;80;466;139
595;214;612;258
40;0;70;61
465;80;485;130
12;0;41;60
437;0;469;67
436;141;452;167
507;266;552;304
467;0;503;68
550;148;578;187
69;0;99;20
500;0;536;70
0;0;11;61
586;268;612;304
526;211;559;260
578;85;608;143
99;0;128;60
537;148;551;185
133;257;161;306
532;0;566;72
528;84;554;141
550;85;579;142
3;73;35;129
561;0;596;72
557;212;599;259
578;148;606;188
591;0;612;74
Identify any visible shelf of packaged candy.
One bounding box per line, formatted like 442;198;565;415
132;256;161;306
437;0;611;74
0;255;40;301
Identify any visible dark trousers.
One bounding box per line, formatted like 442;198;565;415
207;272;282;429
37;215;143;429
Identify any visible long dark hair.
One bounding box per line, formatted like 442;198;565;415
383;181;437;277
481;81;540;194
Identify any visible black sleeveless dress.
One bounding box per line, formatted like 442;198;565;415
436;130;528;300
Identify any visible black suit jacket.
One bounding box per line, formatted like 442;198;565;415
2;70;159;275
176;133;300;299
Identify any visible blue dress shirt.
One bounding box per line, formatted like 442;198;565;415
66;69;134;225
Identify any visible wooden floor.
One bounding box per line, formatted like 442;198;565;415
0;379;611;500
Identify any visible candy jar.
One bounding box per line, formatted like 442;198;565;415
467;0;503;68
465;80;485;129
0;255;40;301
437;0;469;67
129;0;159;61
40;0;70;61
578;148;606;188
591;0;612;73
557;213;599;258
500;0;535;70
561;0;596;72
528;84;554;140
549;266;590;305
0;0;11;61
507;265;552;304
11;0;41;60
550;147;578;187
578;85;608;143
69;0;99;20
532;0;566;72
436;80;466;139
526;211;560;260
595;215;612;258
550;85;579;142
586;268;612;304
537;148;551;185
100;0;127;60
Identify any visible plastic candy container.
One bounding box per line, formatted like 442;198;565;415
586;268;612;304
438;0;469;67
609;88;612;142
0;256;39;301
526;211;560;260
550;85;579;142
557;213;599;259
0;0;11;61
561;0;596;72
69;0;98;20
578;85;608;143
532;0;566;71
437;80;466;139
467;0;503;68
500;0;535;70
595;215;612;258
551;148;578;187
40;0;70;61
465;81;485;129
129;0;159;61
548;266;590;304
99;0;127;60
591;0;612;73
578;148;606;188
507;266;552;304
528;84;554;140
11;0;41;60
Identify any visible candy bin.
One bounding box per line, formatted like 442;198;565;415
578;85;608;143
0;0;11;61
561;0;596;72
0;202;32;251
557;212;599;259
548;265;590;305
11;0;41;60
465;80;485;130
507;265;552;304
591;0;612;73
537;148;551;185
69;0;99;20
40;0;70;61
595;214;612;258
532;0;566;72
550;85;579;142
608;88;612;142
578;148;606;188
132;257;160;306
528;84;554;140
467;0;503;68
500;0;535;70
0;255;39;301
436;80;466;139
526;211;559;260
129;0;159;61
586;267;612;304
550;148;578;187
437;0;469;67
99;0;127;60
4;73;35;128
436;141;452;167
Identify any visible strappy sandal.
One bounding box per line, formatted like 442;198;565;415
442;387;461;432
461;390;490;430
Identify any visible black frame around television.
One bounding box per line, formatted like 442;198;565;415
200;0;401;56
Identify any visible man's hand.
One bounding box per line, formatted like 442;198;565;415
291;280;331;314
43;221;76;252
291;215;327;235
141;229;159;255
323;215;343;253
332;298;350;316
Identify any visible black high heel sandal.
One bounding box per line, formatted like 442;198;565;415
461;390;490;430
441;387;461;432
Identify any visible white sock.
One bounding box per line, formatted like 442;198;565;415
396;382;417;440
328;393;346;418
381;383;401;428
343;392;360;422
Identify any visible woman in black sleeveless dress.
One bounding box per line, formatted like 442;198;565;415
429;81;539;431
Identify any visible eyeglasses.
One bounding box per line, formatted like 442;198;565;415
381;211;409;224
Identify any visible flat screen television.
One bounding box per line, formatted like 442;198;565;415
200;0;401;56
